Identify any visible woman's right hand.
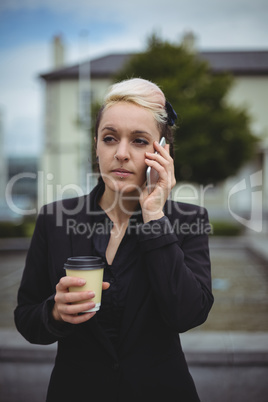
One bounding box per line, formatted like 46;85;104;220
52;276;110;324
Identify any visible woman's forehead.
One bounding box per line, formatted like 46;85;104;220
100;102;156;125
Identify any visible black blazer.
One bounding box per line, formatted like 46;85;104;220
14;184;213;402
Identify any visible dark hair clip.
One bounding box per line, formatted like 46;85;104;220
165;101;177;126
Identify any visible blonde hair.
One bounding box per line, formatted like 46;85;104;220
103;78;168;125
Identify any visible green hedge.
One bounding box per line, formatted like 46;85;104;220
0;219;243;238
0;220;35;238
210;221;243;236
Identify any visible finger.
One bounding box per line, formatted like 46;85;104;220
145;155;170;180
62;311;96;324
164;143;170;153
57;276;86;291
145;159;166;176
144;158;175;191
145;147;174;180
145;150;172;165
62;291;96;304
145;156;170;172
153;141;171;158
60;300;96;316
102;282;110;290
55;291;93;309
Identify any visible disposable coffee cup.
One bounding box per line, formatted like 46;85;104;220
64;256;105;312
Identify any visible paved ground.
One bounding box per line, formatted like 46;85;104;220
0;235;268;402
202;236;268;332
0;249;27;328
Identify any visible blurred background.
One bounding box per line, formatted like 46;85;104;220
0;1;268;401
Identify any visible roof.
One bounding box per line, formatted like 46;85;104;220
200;50;268;75
39;50;268;81
39;54;133;81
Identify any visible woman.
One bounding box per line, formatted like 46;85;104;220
15;78;213;401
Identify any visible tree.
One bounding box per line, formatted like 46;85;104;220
114;34;258;185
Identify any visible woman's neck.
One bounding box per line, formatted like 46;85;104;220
99;186;140;224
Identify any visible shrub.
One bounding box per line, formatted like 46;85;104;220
210;220;243;236
0;220;35;238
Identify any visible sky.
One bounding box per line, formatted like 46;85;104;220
0;0;268;157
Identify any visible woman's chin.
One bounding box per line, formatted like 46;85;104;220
103;177;144;195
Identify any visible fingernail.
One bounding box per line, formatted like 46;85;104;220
88;291;95;298
79;279;86;285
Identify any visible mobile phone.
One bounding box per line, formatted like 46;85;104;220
146;137;166;194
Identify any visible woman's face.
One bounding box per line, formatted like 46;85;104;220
96;102;161;194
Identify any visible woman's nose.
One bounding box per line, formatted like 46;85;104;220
114;141;130;162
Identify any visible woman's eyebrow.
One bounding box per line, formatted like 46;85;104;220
101;126;117;132
101;127;153;137
131;130;153;137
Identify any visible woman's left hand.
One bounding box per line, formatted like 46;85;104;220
140;141;176;223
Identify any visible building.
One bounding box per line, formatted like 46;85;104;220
39;52;133;204
39;46;268;232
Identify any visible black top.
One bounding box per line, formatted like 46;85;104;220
91;183;147;349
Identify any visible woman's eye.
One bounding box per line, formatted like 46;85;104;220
133;138;149;145
103;136;116;143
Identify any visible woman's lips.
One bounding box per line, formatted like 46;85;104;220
112;169;133;178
